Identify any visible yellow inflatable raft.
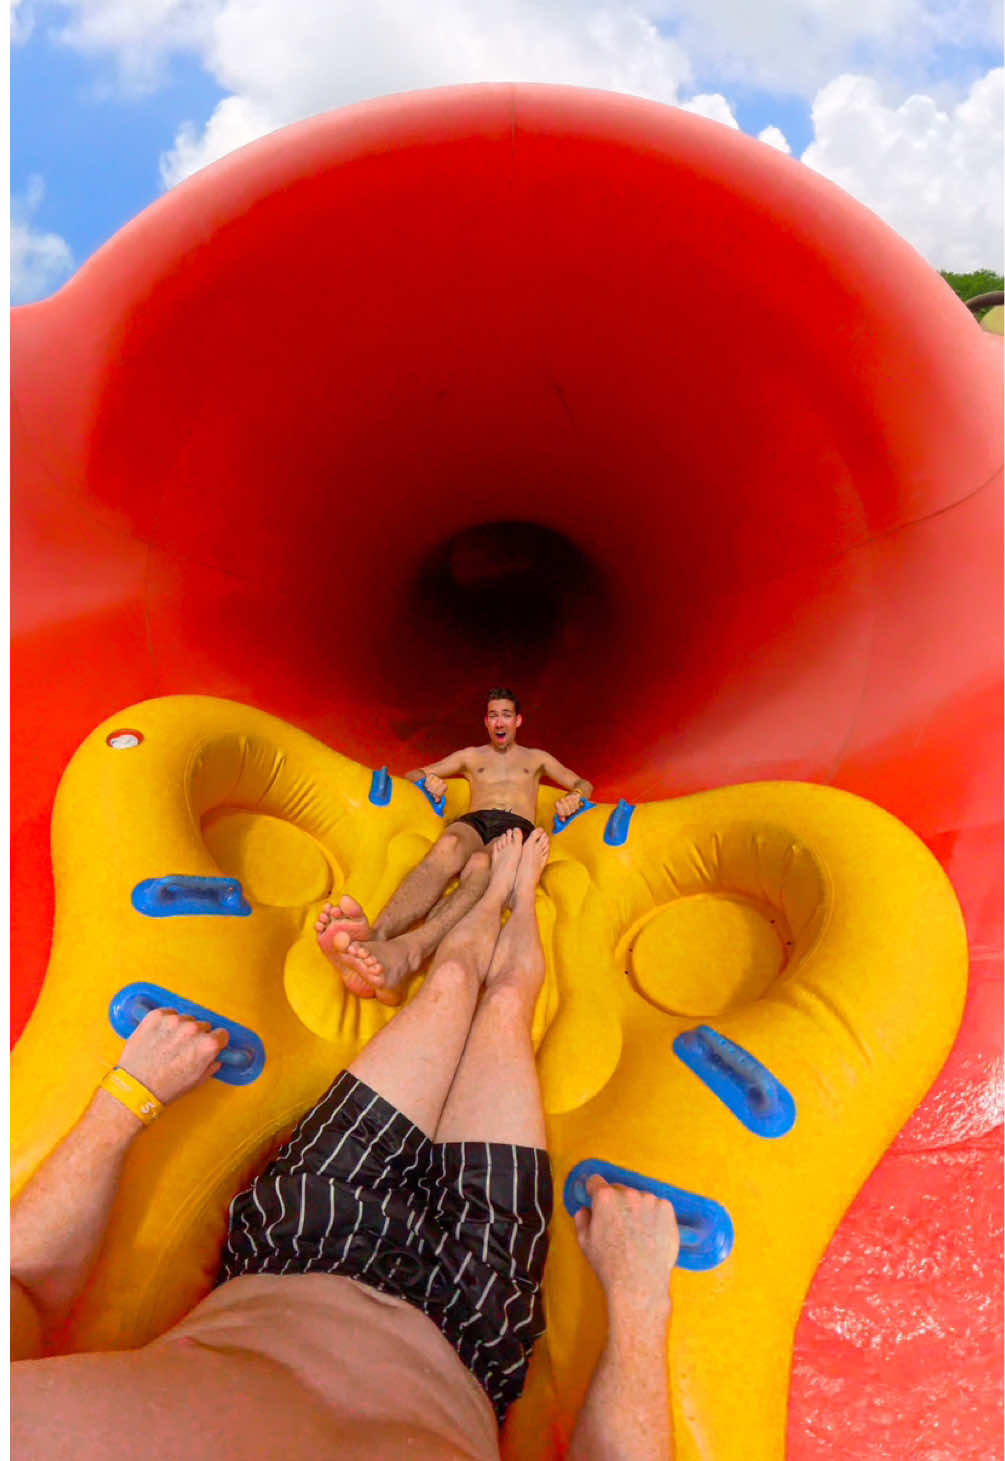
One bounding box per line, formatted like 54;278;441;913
11;695;968;1461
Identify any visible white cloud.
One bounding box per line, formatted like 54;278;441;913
11;0;37;43
803;67;1004;269
758;125;791;154
651;0;992;98
48;0;225;90
159;1;701;183
21;2;1005;272
680;92;739;130
39;0;1002;103
160;92;275;186
11;176;75;304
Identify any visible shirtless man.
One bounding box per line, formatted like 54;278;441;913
316;687;593;1004
12;830;679;1461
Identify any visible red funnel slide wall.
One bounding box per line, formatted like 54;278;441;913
11;85;1002;1458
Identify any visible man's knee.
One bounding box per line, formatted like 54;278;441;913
461;850;491;881
433;830;471;868
426;953;474;989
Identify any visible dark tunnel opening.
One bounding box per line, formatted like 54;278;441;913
423;521;603;657
380;520;628;753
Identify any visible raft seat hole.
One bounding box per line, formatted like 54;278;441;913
628;893;789;1018
201;808;336;909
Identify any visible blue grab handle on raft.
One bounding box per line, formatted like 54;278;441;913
564;1159;734;1271
131;876;251;918
369;767;393;806
603;799;636;846
673;1025;796;1138
416;775;447;816
552;798;596;833
108;982;266;1085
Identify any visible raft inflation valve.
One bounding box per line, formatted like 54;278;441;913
106;729;144;749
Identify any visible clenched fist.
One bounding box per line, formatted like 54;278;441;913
574;1175;680;1313
555;791;584;821
118;1008;229;1106
424;772;448;801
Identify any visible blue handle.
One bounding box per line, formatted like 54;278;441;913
673;1026;796;1138
108;982;266;1085
416;775;447;816
552;798;596;834
132;876;251;918
564;1158;734;1271
603;799;636;846
369;767;393;806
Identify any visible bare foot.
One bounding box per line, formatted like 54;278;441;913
336;938;411;1007
510;827;550;907
316;923;378;1000
485;830;549;1000
487;826;524;901
315;894;373;946
316;900;386;1001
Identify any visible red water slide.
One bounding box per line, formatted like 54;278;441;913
11;85;1002;1458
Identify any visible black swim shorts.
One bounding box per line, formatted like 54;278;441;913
218;1072;552;1424
454;809;536;845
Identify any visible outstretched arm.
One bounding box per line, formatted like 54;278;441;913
540;753;594;821
404;747;469;801
11;1009;227;1358
567;1176;679;1461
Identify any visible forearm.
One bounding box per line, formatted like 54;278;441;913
11;1088;142;1330
568;1302;673;1461
405;753;463;783
547;761;593;799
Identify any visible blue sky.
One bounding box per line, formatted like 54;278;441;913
11;1;1003;303
12;39;224;267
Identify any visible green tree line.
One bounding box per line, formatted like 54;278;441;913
940;268;1004;320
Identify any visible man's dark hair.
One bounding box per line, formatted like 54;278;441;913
485;687;521;715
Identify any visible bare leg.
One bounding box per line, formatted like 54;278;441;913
315;823;483;951
375;824;485;938
422;854;489;925
315;850;486;962
433;828;550;1146
346;831;522;1134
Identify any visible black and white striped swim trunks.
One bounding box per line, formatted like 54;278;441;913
218;1071;553;1424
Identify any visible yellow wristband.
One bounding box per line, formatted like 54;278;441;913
100;1067;164;1125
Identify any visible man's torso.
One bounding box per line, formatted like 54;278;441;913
464;744;548;822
